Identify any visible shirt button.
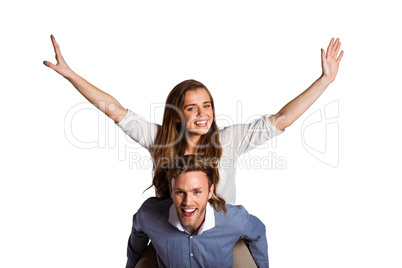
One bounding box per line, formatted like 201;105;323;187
189;236;193;239
190;253;194;257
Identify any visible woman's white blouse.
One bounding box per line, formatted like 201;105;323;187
117;109;283;204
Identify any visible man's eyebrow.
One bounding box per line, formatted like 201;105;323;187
183;101;211;109
173;187;204;191
191;187;203;191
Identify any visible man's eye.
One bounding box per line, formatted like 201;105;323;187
187;107;195;111
204;105;210;108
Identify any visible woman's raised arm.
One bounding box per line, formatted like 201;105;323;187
43;35;128;123
269;38;344;131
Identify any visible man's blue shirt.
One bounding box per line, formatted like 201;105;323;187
126;197;269;268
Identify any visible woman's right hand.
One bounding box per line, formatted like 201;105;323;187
43;35;75;78
43;34;127;122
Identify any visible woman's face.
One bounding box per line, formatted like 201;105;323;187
181;88;214;138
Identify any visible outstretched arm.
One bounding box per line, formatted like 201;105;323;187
269;38;344;131
43;35;128;123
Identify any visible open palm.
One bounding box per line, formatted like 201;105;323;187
43;35;74;78
321;38;344;83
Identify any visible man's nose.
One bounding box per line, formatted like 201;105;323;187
183;194;193;206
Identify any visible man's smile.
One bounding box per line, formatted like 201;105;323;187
182;208;197;217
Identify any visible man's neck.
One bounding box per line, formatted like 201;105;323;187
185;217;206;235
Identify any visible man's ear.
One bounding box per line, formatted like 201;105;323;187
169;178;175;194
208;184;214;200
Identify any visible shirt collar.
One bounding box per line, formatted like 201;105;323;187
168;202;215;235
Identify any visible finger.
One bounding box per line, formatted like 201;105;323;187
330;38;340;58
327;38;335;57
50;34;62;58
334;40;341;57
336;50;344;63
43;60;56;70
321;48;327;65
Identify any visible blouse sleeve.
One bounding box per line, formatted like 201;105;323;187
116;109;161;151
219;114;284;156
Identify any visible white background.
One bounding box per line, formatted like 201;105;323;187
1;1;401;267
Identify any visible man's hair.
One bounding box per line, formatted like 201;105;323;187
166;155;227;213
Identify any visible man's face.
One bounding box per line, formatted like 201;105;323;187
170;171;214;234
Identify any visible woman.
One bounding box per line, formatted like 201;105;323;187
43;35;343;204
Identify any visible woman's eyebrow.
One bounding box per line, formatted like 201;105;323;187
183;101;211;109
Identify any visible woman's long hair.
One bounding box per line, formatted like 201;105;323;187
151;79;222;198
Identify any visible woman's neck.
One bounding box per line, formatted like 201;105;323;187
185;134;201;155
185;146;196;155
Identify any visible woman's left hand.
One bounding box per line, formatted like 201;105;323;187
321;38;344;83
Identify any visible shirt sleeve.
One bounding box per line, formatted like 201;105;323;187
116;109;161;151
126;209;150;268
241;211;269;268
219;114;284;156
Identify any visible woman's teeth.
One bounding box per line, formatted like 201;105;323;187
195;120;207;125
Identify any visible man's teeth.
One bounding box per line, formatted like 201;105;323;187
184;208;196;213
195;120;207;125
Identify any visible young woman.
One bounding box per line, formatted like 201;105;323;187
43;35;344;205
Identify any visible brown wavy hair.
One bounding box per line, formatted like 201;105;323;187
166;155;226;213
151;79;222;198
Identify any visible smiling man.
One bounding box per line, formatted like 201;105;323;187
126;155;269;268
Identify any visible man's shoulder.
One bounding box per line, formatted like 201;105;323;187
133;198;173;235
141;196;172;206
138;197;172;215
212;204;252;233
217;204;249;220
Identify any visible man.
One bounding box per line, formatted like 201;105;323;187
126;155;269;268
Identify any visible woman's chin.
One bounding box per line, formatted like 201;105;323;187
188;128;210;137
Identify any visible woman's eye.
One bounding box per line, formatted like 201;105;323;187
204;105;210;108
187;107;195;111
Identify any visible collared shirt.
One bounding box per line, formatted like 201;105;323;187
126;197;269;268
